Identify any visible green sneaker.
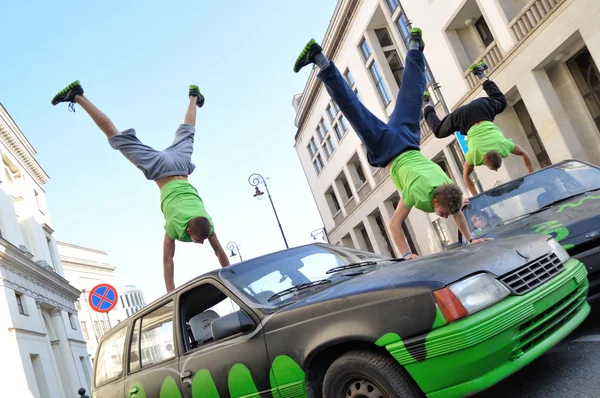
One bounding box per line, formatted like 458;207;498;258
51;80;84;111
293;39;323;73
470;62;489;77
409;27;425;51
189;85;205;108
423;91;431;103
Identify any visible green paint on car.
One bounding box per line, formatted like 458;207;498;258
562;243;575;250
228;363;260;397
160;376;182;398
432;305;446;329
557;194;600;212
532;220;569;242
192;369;221;398
128;382;147;398
375;332;401;347
269;355;306;397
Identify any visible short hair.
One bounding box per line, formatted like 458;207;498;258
187;217;212;239
484;151;503;170
432;184;464;214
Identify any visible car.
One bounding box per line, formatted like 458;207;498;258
88;235;589;398
459;159;600;301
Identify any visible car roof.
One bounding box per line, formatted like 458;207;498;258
468;159;599;201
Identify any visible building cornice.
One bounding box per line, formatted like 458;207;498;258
56;241;108;256
294;0;362;141
60;257;116;272
0;238;80;312
0;106;50;186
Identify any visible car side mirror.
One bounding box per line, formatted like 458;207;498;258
211;310;254;341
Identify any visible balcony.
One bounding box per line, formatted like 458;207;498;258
464;42;504;89
357;181;373;201
509;0;567;42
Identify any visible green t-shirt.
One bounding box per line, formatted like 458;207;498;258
390;150;453;213
160;180;214;242
465;121;515;166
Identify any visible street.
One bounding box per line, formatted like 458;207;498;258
476;302;600;397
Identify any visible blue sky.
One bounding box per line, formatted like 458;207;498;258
1;0;337;302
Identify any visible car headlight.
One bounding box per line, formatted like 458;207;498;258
433;273;510;323
547;238;570;263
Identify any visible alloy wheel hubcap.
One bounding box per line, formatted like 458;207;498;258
345;379;387;398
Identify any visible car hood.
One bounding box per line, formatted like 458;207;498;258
286;234;553;309
477;190;600;248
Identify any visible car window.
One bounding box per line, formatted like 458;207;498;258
95;326;127;387
180;283;249;352
139;301;175;368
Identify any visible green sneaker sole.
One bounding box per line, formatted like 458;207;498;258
294;39;318;73
51;80;81;105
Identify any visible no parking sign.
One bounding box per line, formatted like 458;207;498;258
89;283;118;313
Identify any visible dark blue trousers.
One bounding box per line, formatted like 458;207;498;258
316;50;427;167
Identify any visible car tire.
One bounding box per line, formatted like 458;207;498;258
322;349;423;398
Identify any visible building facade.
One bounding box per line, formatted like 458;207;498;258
58;241;125;365
119;284;147;317
294;0;600;256
0;104;90;396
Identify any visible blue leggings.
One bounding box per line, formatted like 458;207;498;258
317;50;427;168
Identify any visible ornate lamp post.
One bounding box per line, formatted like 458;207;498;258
310;227;329;243
248;173;289;249
227;241;243;261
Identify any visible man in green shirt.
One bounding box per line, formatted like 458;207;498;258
423;62;534;195
51;82;229;292
294;28;491;259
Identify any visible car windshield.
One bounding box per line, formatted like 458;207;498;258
219;243;391;308
463;161;600;237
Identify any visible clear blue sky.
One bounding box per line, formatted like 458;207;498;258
1;0;337;302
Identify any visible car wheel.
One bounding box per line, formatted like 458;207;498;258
322;350;423;398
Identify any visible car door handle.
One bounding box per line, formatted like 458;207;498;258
181;369;193;387
128;386;139;395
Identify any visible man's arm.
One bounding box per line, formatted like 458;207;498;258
208;233;230;268
512;144;534;173
463;161;477;196
163;232;176;293
452;210;492;245
389;200;417;259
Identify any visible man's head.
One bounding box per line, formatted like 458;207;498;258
483;151;503;171
432;184;464;218
470;211;489;229
186;217;212;243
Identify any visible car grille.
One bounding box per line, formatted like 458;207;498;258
500;252;563;295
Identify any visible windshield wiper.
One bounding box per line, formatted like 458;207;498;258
267;279;332;302
493;190;598;227
325;258;403;274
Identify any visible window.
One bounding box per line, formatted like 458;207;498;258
94;326;127;387
376;28;404;89
75;301;81;311
69;313;77;330
369;62;392;106
101;320;106;332
514;100;551;168
331;100;340;114
94;321;101;337
391;197;418;255
333;123;344;141
339;115;349;131
307;137;317;158
323;136;335;159
396;12;411;45
326;105;336;122
316;119;328;142
344;69;355;87
358;224;374;253
356;164;366;185
139;301;175;367
360;39;372;60
567;48;600;131
45;236;56;269
81;321;89;340
342;180;353;200
34;191;44;214
354;88;363;103
326;186;341;216
15;292;26;315
375;214;394;257
386;0;399;13
474;17;493;48
433;218;451;247
180;284;246;352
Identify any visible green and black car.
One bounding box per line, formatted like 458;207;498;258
88;234;589;398
459;159;600;301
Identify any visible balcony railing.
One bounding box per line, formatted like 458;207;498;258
333;209;344;226
357;181;372;201
464;42;504;90
509;0;566;42
344;196;357;214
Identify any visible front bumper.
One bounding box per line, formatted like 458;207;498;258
383;258;589;398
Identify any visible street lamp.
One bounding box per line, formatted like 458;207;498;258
310;227;329;243
248;173;289;249
227;241;243;261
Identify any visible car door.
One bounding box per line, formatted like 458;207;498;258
176;279;272;398
124;300;185;398
92;324;128;398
